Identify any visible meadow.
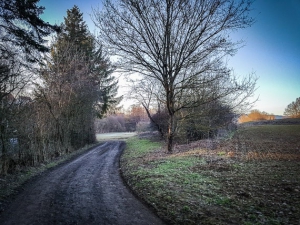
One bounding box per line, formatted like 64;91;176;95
121;122;300;225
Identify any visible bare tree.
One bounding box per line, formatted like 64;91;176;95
0;0;59;173
93;0;257;152
284;97;300;118
128;76;167;138
0;54;33;173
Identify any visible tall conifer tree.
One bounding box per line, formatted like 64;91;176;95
51;5;121;118
37;5;120;150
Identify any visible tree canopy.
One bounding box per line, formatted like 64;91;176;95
0;0;60;62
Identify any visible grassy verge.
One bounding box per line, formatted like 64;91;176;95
121;126;300;225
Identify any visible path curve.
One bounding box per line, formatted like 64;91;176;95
0;141;165;225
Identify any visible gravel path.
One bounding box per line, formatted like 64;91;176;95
0;141;165;225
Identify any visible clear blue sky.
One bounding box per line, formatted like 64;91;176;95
39;0;300;115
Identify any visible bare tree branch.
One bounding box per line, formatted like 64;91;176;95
93;0;256;152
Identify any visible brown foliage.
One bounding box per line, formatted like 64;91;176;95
238;109;275;123
128;105;147;121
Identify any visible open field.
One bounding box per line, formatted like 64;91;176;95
96;132;136;141
121;124;300;225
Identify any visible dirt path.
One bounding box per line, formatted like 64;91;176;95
0;141;165;225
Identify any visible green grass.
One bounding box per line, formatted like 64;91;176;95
122;138;231;224
121;125;300;224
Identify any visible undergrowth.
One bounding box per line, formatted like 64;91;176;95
0;142;101;202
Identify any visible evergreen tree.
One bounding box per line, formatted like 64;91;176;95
0;0;60;62
37;5;120;151
63;6;93;58
0;0;59;173
92;46;123;118
52;5;93;63
51;5;121;117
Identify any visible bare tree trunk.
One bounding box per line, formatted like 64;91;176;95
167;113;175;153
167;129;173;153
142;103;165;139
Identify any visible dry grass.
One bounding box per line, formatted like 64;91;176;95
121;123;300;225
228;125;300;161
